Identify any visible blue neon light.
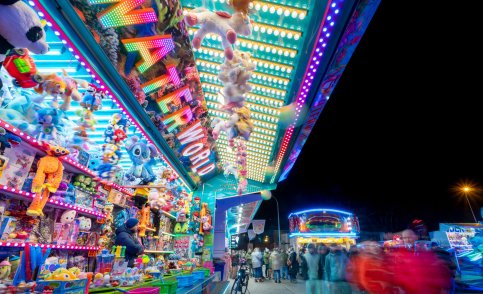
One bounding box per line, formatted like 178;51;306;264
288;208;353;218
289;232;358;238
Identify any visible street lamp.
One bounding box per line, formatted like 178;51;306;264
460;185;478;223
261;190;281;248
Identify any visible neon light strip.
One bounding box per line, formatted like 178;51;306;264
0;118;132;197
122;35;175;73
0;185;106;218
272;0;343;183
289;232;357;237
88;0;157;28
0;241;99;250
288;208;353;217
29;0;190;190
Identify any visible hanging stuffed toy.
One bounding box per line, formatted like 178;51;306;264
0;0;49;88
36;107;61;144
185;7;253;60
124;136;157;184
212;106;253;142
60;69;88;111
138;203;151;237
26;143;69;217
34;73;67;109
0;126;21;154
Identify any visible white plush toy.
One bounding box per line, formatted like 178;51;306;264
0;0;49;66
211;116;237;141
218;50;255;85
185;8;252;60
78;216;92;232
223;162;238;178
148;188;166;210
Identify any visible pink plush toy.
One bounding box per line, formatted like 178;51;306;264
185;8;252;60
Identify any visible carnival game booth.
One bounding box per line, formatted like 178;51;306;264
288;209;360;250
0;0;380;291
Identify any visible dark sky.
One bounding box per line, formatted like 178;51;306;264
254;1;483;233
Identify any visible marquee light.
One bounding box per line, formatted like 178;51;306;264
272;0;344;183
88;0;157;28
289;232;357;238
288;208;353;217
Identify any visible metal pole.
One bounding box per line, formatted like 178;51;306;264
464;194;478;223
273;195;281;248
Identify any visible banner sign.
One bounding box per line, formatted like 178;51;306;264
71;0;218;182
251;220;265;235
247;229;256;241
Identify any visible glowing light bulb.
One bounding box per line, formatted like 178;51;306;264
277;8;283;15
262;5;268;12
291;11;298;18
284;9;290;17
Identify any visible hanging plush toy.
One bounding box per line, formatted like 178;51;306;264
60;69;89;111
138;203;151;237
26;143;69;217
212;106;253;142
34;73;67;108
0;0;49;79
185;8;252;60
0;126;21;155
36;107;61;144
124;136;157;184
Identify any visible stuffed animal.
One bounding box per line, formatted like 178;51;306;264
78;216;91;232
80;84;103;111
138;203;151;237
60;69;88;111
185;8;252;60
0;0;49;74
26;143;69;216
124;136;157;183
36;107;61;144
201;215;212;232
0;259;11;282
212;106;253;141
0;126;21;154
34;73;67;109
44;268;77;281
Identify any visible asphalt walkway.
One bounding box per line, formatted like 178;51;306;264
227;278;306;294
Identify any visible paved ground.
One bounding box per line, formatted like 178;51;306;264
227;278;306;294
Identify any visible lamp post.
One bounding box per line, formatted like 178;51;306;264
272;195;281;249
461;186;478;223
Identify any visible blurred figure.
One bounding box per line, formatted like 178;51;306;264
299;247;308;280
390;241;452;294
281;248;289;280
271;248;283;283
288;248;299;283
264;248;271;280
303;244;320;294
401;229;418;248
317;245;329;293
325;244;351;294
252;247;264;282
245;249;253;277
223;249;232;281
346;241;391;294
431;242;458;293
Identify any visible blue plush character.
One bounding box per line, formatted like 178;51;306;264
96;143;122;180
104;125;115;144
88;152;101;171
36;107;61;144
0;126;21;154
124;136;157;183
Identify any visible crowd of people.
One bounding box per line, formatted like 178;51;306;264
227;229;457;294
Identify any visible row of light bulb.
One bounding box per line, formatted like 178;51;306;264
217;137;272;152
205;93;281;116
203;84;285;108
195;47;293;74
201;78;285;98
196;60;290;86
219;148;270;161
189;30;298;57
210;109;277;130
206;102;278;124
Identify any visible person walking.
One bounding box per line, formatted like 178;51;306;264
287;248;299;283
263;248;271;280
325;244;350;294
270;248;283;283
245;249;253;277
252;247;264;282
317;245;329;293
280;249;289;280
303;244;320;294
299;247;308;280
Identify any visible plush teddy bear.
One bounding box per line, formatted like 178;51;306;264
0;0;49;75
185;8;252;60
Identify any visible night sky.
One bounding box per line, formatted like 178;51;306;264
254;1;483;234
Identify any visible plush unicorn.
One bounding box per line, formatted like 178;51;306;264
185;8;252;60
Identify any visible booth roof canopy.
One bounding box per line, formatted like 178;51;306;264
182;0;319;184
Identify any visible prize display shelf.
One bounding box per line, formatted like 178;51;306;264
0;241;99;251
0;118;133;197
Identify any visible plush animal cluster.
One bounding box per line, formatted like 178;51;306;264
185;1;256;194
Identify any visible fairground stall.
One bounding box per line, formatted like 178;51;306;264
289;209;360;250
431;223;483;291
0;0;379;291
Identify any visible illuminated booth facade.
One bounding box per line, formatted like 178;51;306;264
289;209;360;250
